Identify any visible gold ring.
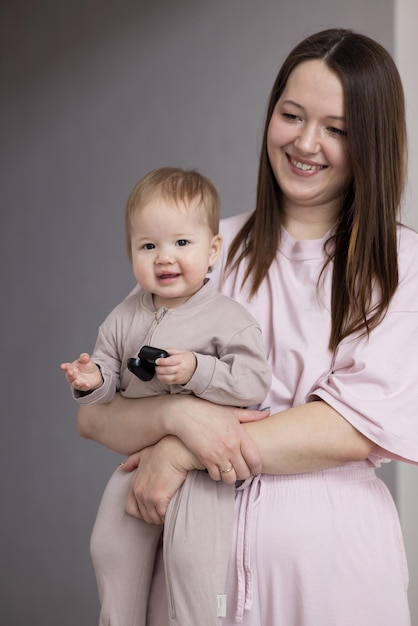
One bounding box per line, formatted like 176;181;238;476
221;464;234;474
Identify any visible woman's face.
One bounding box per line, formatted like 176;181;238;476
267;59;352;227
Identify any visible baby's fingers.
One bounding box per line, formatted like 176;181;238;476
60;362;77;384
78;352;91;363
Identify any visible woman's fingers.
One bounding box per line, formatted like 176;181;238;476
170;397;266;480
124;436;197;524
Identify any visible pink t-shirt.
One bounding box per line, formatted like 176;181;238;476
212;212;418;466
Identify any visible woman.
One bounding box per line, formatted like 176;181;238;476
79;29;418;625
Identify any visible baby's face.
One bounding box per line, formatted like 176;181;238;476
130;196;221;309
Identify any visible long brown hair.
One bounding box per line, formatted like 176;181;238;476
226;29;407;350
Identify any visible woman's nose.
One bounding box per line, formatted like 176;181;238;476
294;122;320;154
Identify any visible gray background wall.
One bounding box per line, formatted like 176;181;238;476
1;1;412;624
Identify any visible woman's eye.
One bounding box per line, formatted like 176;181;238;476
328;126;347;137
176;239;189;247
282;112;300;121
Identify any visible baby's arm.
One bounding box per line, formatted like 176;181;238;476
60;352;103;392
174;324;271;407
154;333;270;407
155;349;197;386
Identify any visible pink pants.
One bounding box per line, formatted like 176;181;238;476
146;466;411;626
90;467;235;626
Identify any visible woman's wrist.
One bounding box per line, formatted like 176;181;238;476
159;394;192;439
162;434;205;472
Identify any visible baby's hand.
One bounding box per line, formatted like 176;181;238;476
155;349;197;386
60;353;103;392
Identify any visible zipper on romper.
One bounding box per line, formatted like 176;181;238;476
145;306;169;345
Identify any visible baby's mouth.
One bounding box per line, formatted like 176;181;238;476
157;272;180;279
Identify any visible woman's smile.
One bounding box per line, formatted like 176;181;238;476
287;154;327;173
267;59;351;232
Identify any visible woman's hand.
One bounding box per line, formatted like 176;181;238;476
122;436;204;524
164;396;269;482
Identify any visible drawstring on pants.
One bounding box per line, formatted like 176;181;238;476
234;475;262;623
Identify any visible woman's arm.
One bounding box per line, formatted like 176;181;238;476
243;400;375;474
124;398;374;522
78;392;373;475
77;392;266;478
169;396;374;477
77;394;173;455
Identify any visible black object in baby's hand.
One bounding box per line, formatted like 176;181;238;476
127;346;169;381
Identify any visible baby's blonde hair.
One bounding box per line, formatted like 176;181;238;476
125;167;220;259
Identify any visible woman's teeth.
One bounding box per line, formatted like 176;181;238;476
291;159;324;171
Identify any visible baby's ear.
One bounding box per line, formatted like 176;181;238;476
208;233;222;268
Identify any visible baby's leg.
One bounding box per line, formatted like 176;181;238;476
146;538;170;626
163;470;235;626
90;466;163;626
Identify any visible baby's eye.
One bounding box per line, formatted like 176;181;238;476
176;239;189;247
143;243;155;250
